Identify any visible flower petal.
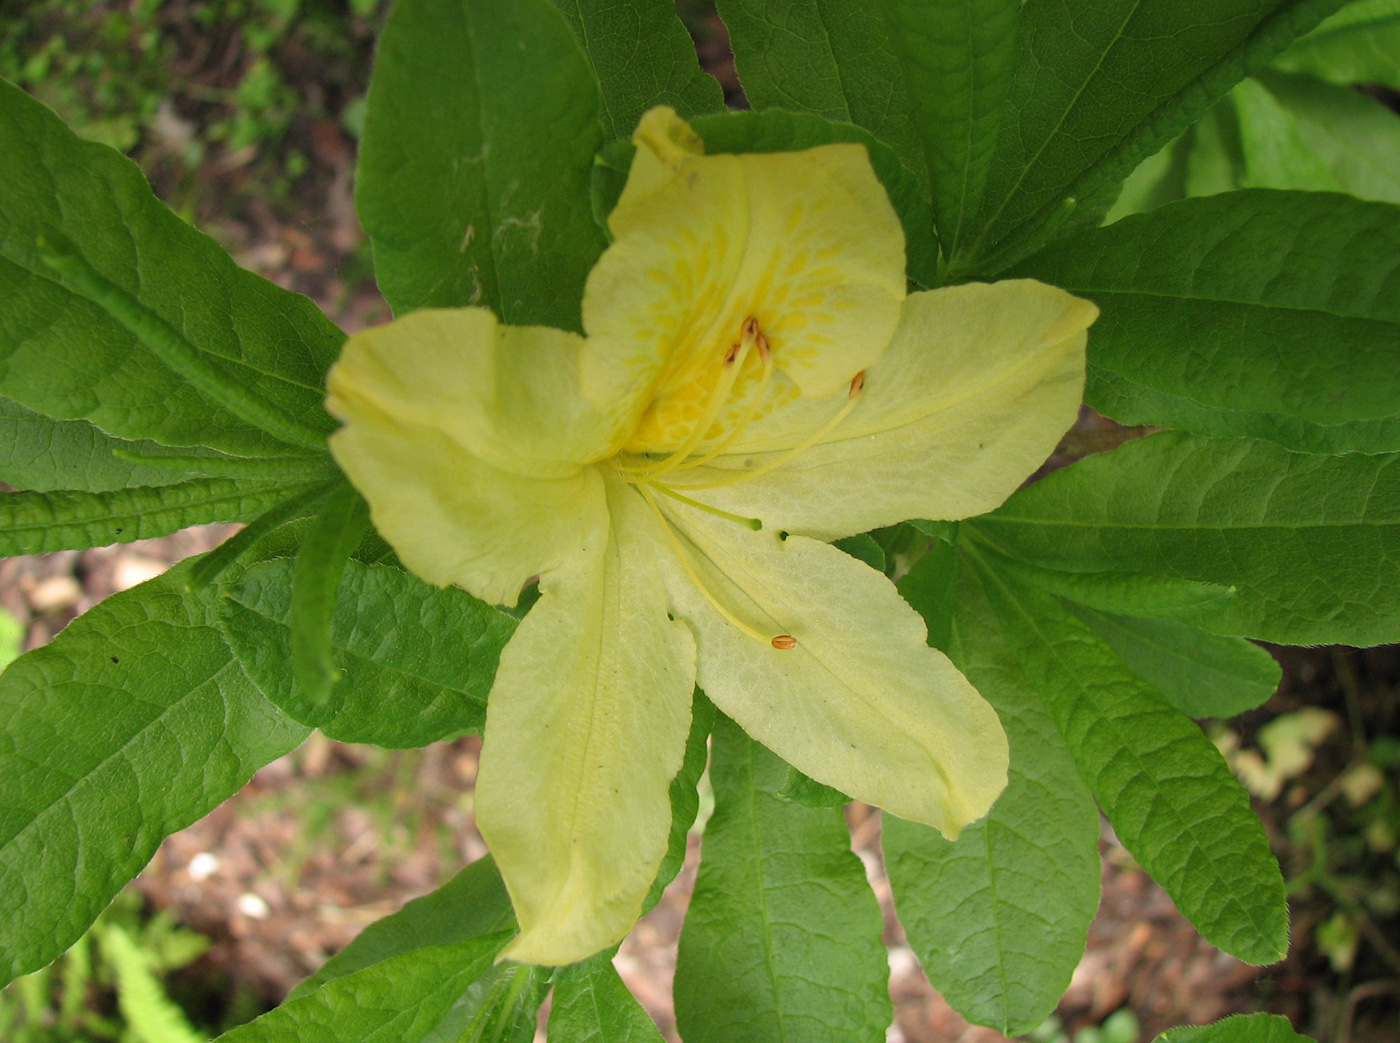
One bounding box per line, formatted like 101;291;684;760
478;477;698;966
327;307;625;477
328;417;605;607
656;501;1007;837
684;280;1096;539
581;107;905;448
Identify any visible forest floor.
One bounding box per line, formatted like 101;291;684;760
2;4;1398;1041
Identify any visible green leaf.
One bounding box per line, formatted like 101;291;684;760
895;534;959;650
0;563;310;987
976;432;1400;646
886;555;1100;1035
357;0;607;328
673;714;890;1043
220;558;515;748
715;0;927;193
1185;101;1248;197
967;553;1288;965
1063;606;1281;719
293;856;513;997
0;396;257;493
1156;1012;1316;1043
550;953;665;1042
546;0;722;141
1273;0;1400;89
1252;71;1400;204
1012;191;1400;454
874;0;1020;257
290;482;371;713
961;0;1346;274
778;767;850;809
1103;131;1192;222
0;477;309;556
215;934;511;1043
644;690;715;910
691;109;938;286
0;79;342;455
833;532;884;572
1232;78;1342;190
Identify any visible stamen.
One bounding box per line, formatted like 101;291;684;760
649;481;762;530
669;369;867;492
673;331;774;472
636;318;762;481
637;483;792;649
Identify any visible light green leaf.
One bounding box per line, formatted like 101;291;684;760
1273;0;1400;89
1233;78;1342;189
100;925;205;1043
290;482;371;713
715;0;927;194
0;478;308;556
1103;129;1191;223
874;0;1019;257
976;432;1400;646
1063;606;1281;719
550;953;665;1042
961;0;1346;274
778;766;850;809
356;0;607;328
0;79;342;455
215;934;510;1043
220;558;515;748
1253;71;1400;203
1156;1012;1316;1043
886;555;1100;1034
0;564;310;988
1012;191;1400;454
691;109;938;286
546;0;722;141
968;554;1288;965
293;856;513;997
1185;102;1247;197
674;714;890;1043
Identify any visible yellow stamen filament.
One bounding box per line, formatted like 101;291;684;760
649;481;762;530
637;483;794;650
672;331;774;472
668;370;866;491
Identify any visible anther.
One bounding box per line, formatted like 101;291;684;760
725;342;741;364
849;371;866;397
770;635;798;650
743;316;760;338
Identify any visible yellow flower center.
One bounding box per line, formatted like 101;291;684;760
607;316;868;651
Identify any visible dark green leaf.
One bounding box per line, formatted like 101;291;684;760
1273;0;1400;89
874;0;1020;257
0;478;307;556
886;557;1100;1034
216;934;511;1043
1156;1012;1315;1043
1013;191;1400;454
220;558;515;748
674;714;890;1043
547;0;722;141
0;79;342;455
1252;71;1400;203
962;0;1346;274
976;432;1400;646
778;767;850;808
833;533;884;572
187;482;337;592
715;0;927;193
644;690;714;910
0;564;310;987
895;532;959;650
357;0;607;327
550;953;665;1042
968;553;1288;964
1063;606;1280;719
290;482;371;713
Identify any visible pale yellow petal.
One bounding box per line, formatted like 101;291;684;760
655;500;1007;837
680;280;1096;539
478;477;697;966
581;107;906;451
328;418;605;607
326;307;625;477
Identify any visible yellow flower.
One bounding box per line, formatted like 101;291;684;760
325;107;1097;966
